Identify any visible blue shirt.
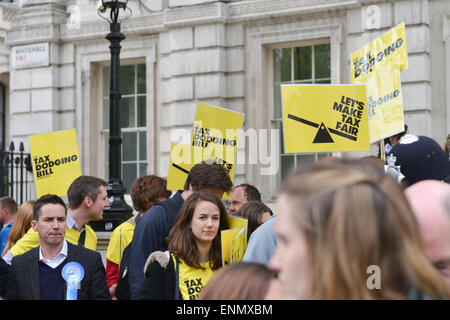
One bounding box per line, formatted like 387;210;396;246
243;215;278;265
0;222;13;254
128;191;184;299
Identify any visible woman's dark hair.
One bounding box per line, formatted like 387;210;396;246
237;200;273;241
168;191;230;270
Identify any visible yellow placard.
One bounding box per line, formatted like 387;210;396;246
167;102;243;198
192;102;243;184
351;22;408;83
221;216;248;266
230;226;247;264
191;102;244;158
352;23;407;143
365;64;405;143
282;84;370;153
166;142;236;198
167;143;194;192
29;129;82;198
221;228;241;266
228;215;248;230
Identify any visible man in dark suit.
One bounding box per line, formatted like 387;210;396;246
4;194;111;300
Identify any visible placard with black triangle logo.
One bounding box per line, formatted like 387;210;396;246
282;84;370;153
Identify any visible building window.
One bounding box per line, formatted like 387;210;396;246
101;63;147;193
272;43;331;181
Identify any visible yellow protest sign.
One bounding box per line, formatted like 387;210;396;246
228;215;248;230
230;227;247;264
221;228;241;266
351;22;408;83
282;84;370;153
166;142;236;198
167;143;194;192
191;102;244;156
352;23;407;143
221;215;248;266
167;102;243;198
29;129;81;198
365;64;405;142
192;102;243;179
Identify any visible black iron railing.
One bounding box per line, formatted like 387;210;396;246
0;141;34;204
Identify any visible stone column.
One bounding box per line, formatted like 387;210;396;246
7;1;69;152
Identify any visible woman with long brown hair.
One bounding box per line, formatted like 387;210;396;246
2;201;35;256
269;162;450;299
135;191;229;300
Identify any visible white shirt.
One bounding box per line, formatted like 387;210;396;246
39;239;68;269
66;214;85;233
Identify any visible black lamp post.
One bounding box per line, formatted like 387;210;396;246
92;0;133;232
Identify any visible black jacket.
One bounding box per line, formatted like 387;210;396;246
0;257;10;298
135;251;180;300
5;242;111;300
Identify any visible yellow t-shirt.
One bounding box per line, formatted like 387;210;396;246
10;224;97;256
174;255;216;300
106;216;136;264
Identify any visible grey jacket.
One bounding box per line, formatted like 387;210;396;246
243;215;278;265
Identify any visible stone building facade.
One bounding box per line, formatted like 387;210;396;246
0;0;449;257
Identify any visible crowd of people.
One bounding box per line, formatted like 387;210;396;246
0;132;449;300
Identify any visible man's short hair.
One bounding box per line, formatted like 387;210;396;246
234;183;261;202
67;176;107;209
183;161;233;193
33;194;67;221
0;196;17;215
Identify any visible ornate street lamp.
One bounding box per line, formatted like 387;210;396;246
92;0;133;232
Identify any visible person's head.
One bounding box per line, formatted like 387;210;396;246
0;196;17;224
168;191;230;270
237;200;273;240
389;135;450;185
198;262;278;300
31;195;67;248
2;200;35;255
388;124;408;146
130;175;172;215
405;180;450;286
229;183;261;215
67;175;109;220
183;162;233;199
269;164;449;299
